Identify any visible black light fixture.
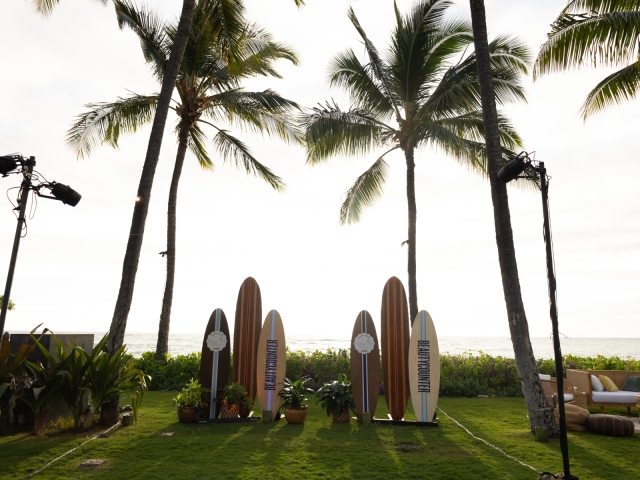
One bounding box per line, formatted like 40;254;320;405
0;154;82;337
0;155;19;176
498;152;572;480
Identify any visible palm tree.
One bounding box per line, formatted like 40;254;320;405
67;0;301;359
534;0;640;119
469;0;560;436
301;0;530;324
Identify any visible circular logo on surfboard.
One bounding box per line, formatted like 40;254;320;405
354;333;375;354
206;331;227;352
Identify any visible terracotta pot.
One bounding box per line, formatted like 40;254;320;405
178;406;197;423
284;406;308;424
220;403;239;419
332;408;351;423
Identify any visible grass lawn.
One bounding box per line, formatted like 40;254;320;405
2;393;638;479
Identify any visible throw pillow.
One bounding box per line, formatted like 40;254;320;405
591;375;605;392
622;375;640;392
598;375;619;392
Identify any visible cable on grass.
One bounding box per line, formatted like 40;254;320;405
23;420;122;479
437;407;551;476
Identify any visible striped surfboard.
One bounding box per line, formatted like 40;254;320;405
233;277;262;417
408;310;440;423
256;309;286;422
381;276;410;421
350;310;380;421
200;308;230;420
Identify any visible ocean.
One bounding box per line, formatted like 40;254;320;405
115;333;639;359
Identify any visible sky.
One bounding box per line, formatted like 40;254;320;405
1;0;638;343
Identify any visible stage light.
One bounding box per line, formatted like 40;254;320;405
0;156;19;176
50;182;82;207
497;155;527;183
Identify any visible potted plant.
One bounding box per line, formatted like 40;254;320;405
278;376;314;424
316;374;355;423
174;378;207;423
218;382;252;419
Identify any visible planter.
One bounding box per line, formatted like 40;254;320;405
220;403;239;419
284;406;308;424
332;408;351;423
178;407;197;423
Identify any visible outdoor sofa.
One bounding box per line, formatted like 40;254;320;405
566;369;640;414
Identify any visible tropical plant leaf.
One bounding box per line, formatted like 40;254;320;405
211;129;285;191
580;60;640;118
31;0;107;17
67;94;159;159
340;155;392;225
114;0;170;82
301;102;390;164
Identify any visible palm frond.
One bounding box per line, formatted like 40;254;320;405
113;0;169;81
66;93;158;159
203;90;302;144
32;0;106;17
329;49;394;118
187;123;213;169
534;10;640;78
300;102;391;164
580;60;640;118
340;155;393;225
391;1;472;107
425;34;530;118
211;129;285;191
196;0;247;61
230;24;299;78
347;7;402;118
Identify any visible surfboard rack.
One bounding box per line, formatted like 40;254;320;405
372;415;438;427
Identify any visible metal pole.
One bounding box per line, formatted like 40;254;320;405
0;157;35;337
539;161;571;479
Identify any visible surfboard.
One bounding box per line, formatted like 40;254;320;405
200;308;230;420
256;309;286;422
408;310;440;423
350;310;380;422
380;276;410;421
233;277;262;417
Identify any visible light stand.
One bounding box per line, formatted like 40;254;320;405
498;152;572;480
0;154;81;337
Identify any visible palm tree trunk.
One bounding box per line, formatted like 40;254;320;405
102;0;196;427
469;0;559;436
404;148;418;325
107;0;195;356
155;124;190;359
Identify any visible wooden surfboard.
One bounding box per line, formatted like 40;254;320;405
380;276;410;421
200;308;230;420
350;310;380;422
256;310;287;422
233;277;262;417
408;310;440;423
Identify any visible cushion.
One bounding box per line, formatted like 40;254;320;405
555;403;590;432
598;375;619;392
539;374;551;381
591;375;605;392
563;394;574;402
592;391;639;403
622;375;640;392
588;414;634;437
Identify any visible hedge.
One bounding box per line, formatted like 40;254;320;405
132;350;640;397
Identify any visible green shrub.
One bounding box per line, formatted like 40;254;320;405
133;352;201;391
